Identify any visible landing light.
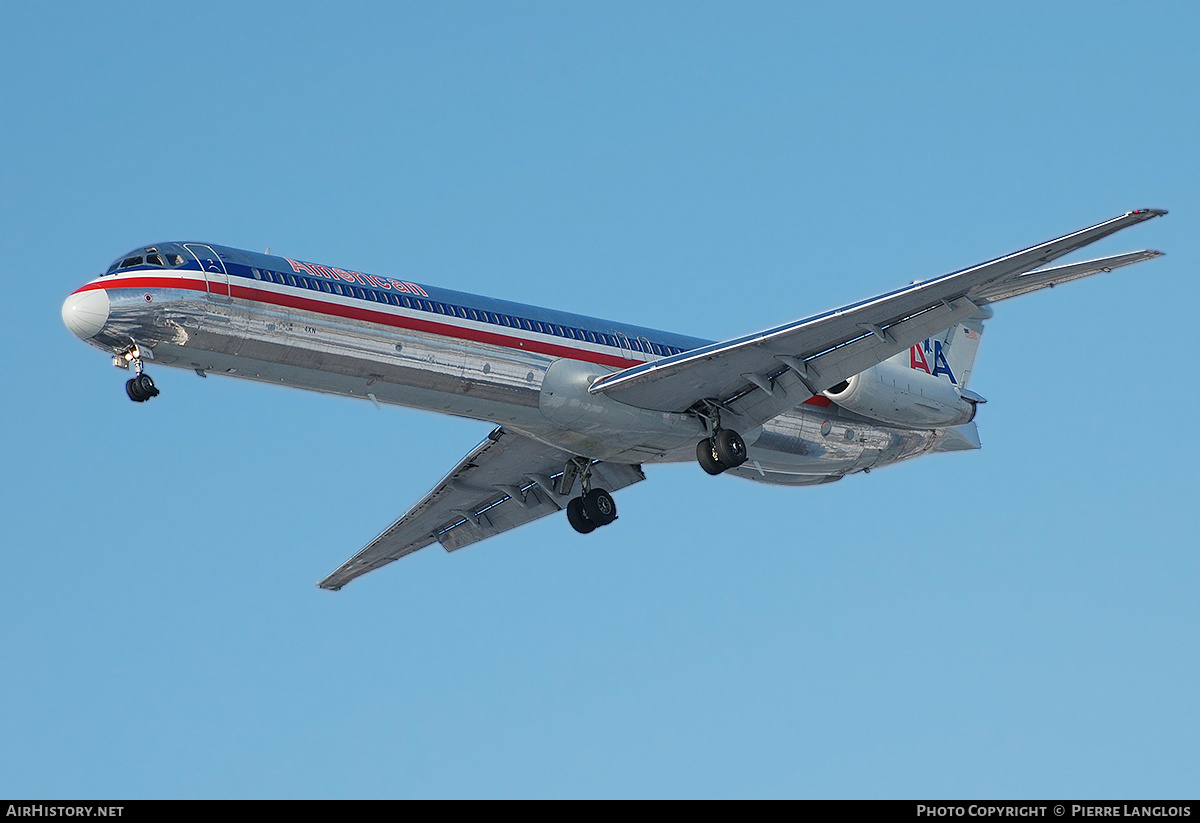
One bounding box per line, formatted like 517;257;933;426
113;346;150;371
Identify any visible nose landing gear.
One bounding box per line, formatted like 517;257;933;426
115;346;159;402
125;373;159;402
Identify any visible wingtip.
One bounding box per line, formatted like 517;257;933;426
1130;208;1168;218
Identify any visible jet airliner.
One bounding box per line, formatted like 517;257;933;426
62;209;1166;589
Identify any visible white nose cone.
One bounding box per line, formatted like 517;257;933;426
62;289;110;339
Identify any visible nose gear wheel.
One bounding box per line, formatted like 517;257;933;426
125;373;159;402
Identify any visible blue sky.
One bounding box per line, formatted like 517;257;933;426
3;1;1198;799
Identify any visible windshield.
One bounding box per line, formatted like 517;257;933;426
105;243;189;275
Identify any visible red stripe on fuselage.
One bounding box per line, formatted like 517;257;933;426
77;275;638;370
74;277;206;296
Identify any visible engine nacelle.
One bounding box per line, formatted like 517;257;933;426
823;360;976;429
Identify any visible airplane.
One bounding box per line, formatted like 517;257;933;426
61;209;1166;589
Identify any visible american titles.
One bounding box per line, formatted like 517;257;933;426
285;258;428;297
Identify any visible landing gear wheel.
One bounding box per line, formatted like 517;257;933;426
125;373;159;402
697;438;725;475
713;429;747;467
566;498;596;534
135;373;158;399
582;488;617;526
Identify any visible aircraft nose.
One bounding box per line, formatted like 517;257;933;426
62;289;110;339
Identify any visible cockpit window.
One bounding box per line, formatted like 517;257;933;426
104;244;191;275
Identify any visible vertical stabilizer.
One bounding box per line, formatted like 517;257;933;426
885;304;992;389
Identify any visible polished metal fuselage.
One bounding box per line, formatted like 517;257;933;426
74;263;952;483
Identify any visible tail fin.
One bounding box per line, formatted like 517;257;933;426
886;304;993;389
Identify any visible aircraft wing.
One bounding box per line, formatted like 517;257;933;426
589;209;1165;425
318;427;645;590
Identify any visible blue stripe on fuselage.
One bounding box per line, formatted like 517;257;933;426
192;242;712;357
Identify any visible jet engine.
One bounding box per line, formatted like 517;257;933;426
822;360;977;429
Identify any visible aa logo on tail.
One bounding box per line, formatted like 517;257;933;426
910;339;956;384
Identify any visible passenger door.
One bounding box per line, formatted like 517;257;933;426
185;244;230;302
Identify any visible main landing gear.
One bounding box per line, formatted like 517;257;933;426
696;428;748;475
564;463;618;535
566;488;617;534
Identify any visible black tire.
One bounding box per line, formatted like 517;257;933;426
566;498;596;534
714;429;747;467
136;374;158;398
125;378;143;402
697;438;725;475
582;488;617;526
